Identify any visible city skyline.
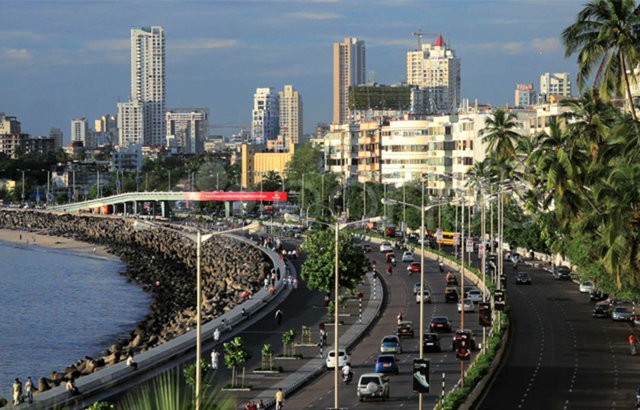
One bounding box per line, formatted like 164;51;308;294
0;0;581;142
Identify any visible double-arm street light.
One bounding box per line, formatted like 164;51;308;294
382;184;447;410
133;219;264;410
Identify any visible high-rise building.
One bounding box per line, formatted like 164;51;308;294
540;72;571;102
119;26;166;147
166;108;209;154
515;83;536;107
251;87;279;145
71;117;89;147
333;37;366;125
0;113;27;158
279;85;303;147
49;127;63;149
406;34;461;114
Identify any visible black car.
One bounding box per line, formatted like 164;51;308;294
590;290;609;302
452;329;477;351
396;321;414;338
423;332;441;352
592;303;611;318
429;316;452;333
515;272;532;284
553;265;572;280
445;287;459;303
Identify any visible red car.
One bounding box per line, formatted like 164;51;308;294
407;262;421;274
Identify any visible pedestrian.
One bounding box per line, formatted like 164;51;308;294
292;278;298;289
213;327;220;343
397;311;404;324
275;387;285;410
24;376;34;404
256;399;266;410
65;378;79;396
264;277;269;288
126;353;138;370
12;378;22;406
211;348;220;370
275;309;283;326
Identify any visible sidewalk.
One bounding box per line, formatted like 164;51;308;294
233;270;385;409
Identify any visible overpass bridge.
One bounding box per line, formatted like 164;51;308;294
49;191;289;217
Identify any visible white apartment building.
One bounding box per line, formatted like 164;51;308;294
333;37;366;125
251;87;279;145
279;84;303;148
117;100;144;147
540;72;571;101
406;35;461;114
324;123;360;181
166;108;209;154
71;117;90;147
119;26;166;147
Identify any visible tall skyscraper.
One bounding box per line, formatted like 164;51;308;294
540;72;571;102
333;37;366;125
279;85;303;147
515;83;536;107
49;127;63;149
251;87;279;145
71;117;89;146
406;34;461;114
119;26;166;147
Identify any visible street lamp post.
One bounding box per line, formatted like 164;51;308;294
133;220;263;410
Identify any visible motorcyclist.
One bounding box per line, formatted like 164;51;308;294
341;364;353;382
629;333;638;355
387;263;393;275
439;261;444;273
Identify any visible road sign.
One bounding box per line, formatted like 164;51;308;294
466;238;474;253
413;359;430;393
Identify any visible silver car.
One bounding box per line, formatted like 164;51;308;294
357;373;390;401
612;306;633;321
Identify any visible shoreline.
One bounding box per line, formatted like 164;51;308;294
0;228;117;260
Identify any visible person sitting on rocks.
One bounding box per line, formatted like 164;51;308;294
66;378;80;396
126;353;138;370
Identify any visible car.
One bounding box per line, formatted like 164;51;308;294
380;241;394;252
407;262;421;274
446;274;459;286
515;272;532;284
592;303;611;318
590;289;609;302
402;251;414;262
466;289;483;303
452;329;477;351
423;332;441;352
357;373;390;401
413;282;428;294
553;265;572;280
429;316;452;333
396;321;414;338
579;281;595;293
380;335;402;353
457;298;475;313
416;289;431;303
374;354;399;374
326;348;350;370
445;287;459;303
612;306;633;322
360;244;372;253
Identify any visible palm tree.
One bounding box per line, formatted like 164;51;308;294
562;0;640;120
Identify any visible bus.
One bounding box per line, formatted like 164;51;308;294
436;231;458;246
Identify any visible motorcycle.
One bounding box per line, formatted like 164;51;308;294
342;371;353;384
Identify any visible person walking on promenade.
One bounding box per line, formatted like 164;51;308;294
256;399;266;410
275;309;283;326
211;348;220;370
275;387;285;410
24;376;34;404
12;378;22;405
213;327;221;343
126;353;138;370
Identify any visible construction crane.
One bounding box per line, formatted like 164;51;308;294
412;30;441;50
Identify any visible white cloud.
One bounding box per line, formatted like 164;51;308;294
286;12;343;20
470;37;560;55
531;37;561;53
170;38;239;50
85;39;130;51
0;48;32;61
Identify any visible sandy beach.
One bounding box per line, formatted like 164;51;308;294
0;228;117;260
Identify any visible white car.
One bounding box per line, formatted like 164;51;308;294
402;251;414;262
326;348;350;370
579;281;594;293
357;373;390;401
379;241;394;252
416;289;431;303
466;289;483;303
413;282;428;295
457;298;475;313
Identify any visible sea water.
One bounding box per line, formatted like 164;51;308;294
0;241;150;398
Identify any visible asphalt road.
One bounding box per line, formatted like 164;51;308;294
283;243;485;409
478;261;640;409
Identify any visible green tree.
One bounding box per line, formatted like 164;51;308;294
223;337;252;388
562;0;640;120
261;343;274;370
281;328;296;356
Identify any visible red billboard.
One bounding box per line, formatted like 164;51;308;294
184;191;288;201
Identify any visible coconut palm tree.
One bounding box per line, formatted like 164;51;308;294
562;0;640;120
480;108;522;167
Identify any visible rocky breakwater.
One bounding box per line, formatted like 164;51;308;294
0;209;271;396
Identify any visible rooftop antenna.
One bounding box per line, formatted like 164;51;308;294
413;30;423;50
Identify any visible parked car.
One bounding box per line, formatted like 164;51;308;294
326;348;350;369
396;321;415;338
457;298;475;313
592;303;611;318
466;289;483;303
416;289;431;303
430;316;452;333
590;289;609;302
445;287;459;303
452;329;477;351
579;281;595;293
423;332;441;352
407;262;421;274
374;354;399;374
357;373;390;402
380;335;402;354
515;272;532;285
380;241;394;252
553;265;572;280
402;251;414;262
612;306;633;322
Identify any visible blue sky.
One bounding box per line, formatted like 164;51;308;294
0;0;583;142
